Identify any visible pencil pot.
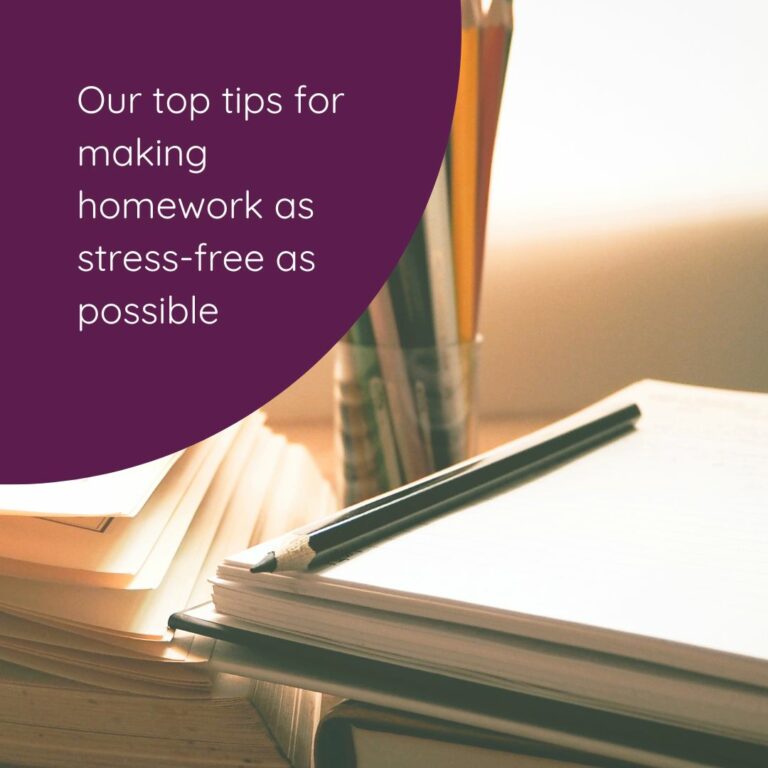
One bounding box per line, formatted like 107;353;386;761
334;338;480;506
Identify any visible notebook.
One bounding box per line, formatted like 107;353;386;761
171;380;768;752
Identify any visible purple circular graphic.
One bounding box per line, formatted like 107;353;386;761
1;1;460;481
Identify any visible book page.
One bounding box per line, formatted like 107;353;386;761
0;452;180;517
0;414;273;638
0;437;217;582
324;381;768;661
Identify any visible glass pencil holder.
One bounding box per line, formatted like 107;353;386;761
334;338;480;506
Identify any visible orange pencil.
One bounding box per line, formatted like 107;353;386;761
450;0;481;342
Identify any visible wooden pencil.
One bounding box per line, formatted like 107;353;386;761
450;0;482;342
423;158;460;350
368;285;430;481
423;157;466;467
250;404;642;573
475;0;513;313
344;313;401;493
387;221;435;348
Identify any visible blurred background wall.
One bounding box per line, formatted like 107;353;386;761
267;0;768;423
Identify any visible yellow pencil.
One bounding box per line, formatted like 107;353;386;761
451;0;481;342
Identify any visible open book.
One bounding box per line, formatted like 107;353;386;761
0;451;180;518
173;380;768;764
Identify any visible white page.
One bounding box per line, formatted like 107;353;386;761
323;381;768;662
0;452;180;517
0;414;262;639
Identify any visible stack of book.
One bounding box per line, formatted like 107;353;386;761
174;381;768;767
0;413;335;767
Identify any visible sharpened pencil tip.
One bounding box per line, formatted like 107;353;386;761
250;552;278;574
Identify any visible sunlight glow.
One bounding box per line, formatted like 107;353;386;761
488;0;768;241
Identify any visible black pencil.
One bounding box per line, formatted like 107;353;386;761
250;404;642;573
